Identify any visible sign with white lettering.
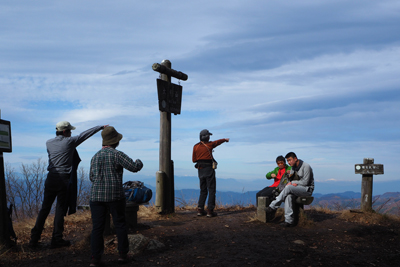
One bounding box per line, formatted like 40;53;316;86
355;164;384;175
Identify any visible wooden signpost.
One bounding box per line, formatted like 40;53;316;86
0;110;13;248
152;60;188;214
355;158;384;212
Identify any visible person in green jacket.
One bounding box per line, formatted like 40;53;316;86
256;155;291;206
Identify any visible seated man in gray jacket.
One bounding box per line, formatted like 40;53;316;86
265;152;314;227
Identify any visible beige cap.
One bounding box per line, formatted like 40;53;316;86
56;121;76;131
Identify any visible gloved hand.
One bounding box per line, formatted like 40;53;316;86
135;159;143;171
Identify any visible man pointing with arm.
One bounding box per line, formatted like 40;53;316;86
30;121;106;248
192;129;229;218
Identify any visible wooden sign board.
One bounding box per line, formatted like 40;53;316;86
355;164;384;175
0;119;12;153
157;79;182;115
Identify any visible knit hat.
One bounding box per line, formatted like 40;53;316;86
56;121;76;131
102;126;123;146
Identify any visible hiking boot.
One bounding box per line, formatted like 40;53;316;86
50;239;71;249
197;208;207;216
118;253;133;264
264;206;276;221
207;210;217;218
280;222;295;227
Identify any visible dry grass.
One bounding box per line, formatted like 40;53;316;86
9;210;94;250
338;209;400;225
297;209;315;227
217;203;256;211
308;205;340;214
137;204;164;221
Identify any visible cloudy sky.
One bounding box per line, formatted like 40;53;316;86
1;0;399;193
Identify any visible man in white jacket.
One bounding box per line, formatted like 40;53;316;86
265;152;314;227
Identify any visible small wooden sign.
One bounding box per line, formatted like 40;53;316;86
0;119;12;153
355;164;384;175
157;79;183;115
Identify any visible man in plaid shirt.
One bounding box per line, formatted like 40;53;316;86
89;126;143;266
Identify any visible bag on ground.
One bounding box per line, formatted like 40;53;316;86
123;181;152;204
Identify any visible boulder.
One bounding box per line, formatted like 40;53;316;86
127;234;165;255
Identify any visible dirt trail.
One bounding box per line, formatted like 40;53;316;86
1;207;400;266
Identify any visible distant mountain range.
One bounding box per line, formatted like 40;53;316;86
140;183;400;216
126;174;400;215
127;173;400;195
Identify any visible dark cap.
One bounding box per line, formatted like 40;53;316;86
200;129;212;136
199;129;212;141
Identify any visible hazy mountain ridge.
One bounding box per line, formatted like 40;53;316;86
131;174;400;215
129;174;400;195
142;183;400;215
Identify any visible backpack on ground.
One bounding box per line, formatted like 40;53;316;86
123;181;152;204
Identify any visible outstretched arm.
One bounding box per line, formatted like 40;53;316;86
117;151;143;173
72;125;106;147
211;138;230;148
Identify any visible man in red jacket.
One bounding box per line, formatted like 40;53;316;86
192;129;229;217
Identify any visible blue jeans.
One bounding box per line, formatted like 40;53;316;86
31;172;69;241
90;199;129;260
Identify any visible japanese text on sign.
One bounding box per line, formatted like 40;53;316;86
355;164;384;175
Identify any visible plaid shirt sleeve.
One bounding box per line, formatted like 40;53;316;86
115;150;143;173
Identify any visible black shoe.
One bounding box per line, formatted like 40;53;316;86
28;239;40;248
90;257;103;267
280;222;295;227
118;253;133;264
264;207;276;213
197;208;207;216
51;239;71;249
207;210;217;217
265;207;276;221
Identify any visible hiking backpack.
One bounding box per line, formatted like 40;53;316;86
123;181;153;204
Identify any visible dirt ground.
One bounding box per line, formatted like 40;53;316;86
1;206;400;267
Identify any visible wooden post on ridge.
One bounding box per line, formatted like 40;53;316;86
0;110;12;249
355;158;384;212
153;60;188;214
159;60;173;214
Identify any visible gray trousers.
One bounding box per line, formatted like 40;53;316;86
269;185;312;224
